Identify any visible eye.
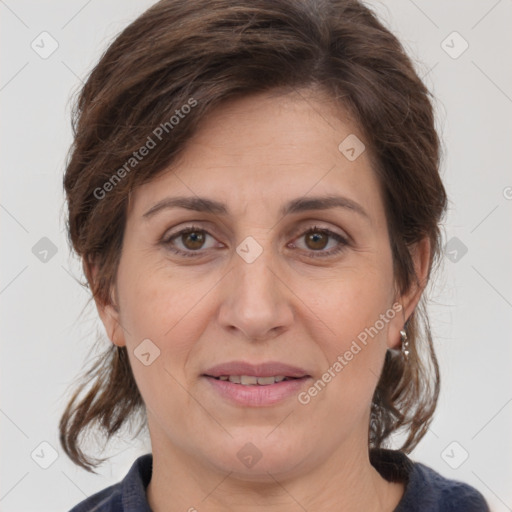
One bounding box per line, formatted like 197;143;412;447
161;224;349;259
289;225;349;258
162;225;219;257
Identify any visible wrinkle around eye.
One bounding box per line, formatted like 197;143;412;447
158;223;359;262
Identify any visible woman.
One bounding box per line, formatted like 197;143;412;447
60;0;490;510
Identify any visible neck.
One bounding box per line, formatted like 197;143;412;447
146;435;403;512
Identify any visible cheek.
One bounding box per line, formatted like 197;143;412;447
117;256;209;340
116;267;207;419
303;261;395;395
306;261;394;342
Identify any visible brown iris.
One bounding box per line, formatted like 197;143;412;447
181;230;205;250
178;228;330;252
305;230;329;250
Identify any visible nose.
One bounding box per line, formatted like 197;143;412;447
217;238;294;341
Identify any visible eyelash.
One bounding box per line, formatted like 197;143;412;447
161;224;349;259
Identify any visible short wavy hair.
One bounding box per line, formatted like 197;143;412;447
59;0;447;472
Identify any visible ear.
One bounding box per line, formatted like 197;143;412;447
84;258;127;348
387;236;431;350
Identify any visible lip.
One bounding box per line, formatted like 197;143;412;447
201;360;312;407
203;360;311;379
203;375;312;407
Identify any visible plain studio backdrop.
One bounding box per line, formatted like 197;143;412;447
1;1;511;510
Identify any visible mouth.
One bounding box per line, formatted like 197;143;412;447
206;375;303;385
203;360;311;380
201;361;312;406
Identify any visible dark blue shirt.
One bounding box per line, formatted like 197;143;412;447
68;449;490;511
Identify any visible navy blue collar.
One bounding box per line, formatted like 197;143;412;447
69;448;489;511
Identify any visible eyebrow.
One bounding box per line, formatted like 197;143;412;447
142;194;370;221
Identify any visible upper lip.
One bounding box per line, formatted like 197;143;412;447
203;361;311;378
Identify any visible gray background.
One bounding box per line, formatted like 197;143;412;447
1;1;511;510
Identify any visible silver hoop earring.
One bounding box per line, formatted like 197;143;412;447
400;328;409;360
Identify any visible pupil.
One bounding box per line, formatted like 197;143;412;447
184;231;204;249
182;230;328;251
308;231;327;250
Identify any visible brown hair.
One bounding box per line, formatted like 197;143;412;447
60;0;447;472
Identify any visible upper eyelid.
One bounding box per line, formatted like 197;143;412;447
163;227;349;263
163;220;348;237
162;223;350;246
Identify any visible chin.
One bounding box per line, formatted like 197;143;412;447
203;432;311;481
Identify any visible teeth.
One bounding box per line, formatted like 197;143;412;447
240;375;258;385
256;376;281;385
216;375;290;385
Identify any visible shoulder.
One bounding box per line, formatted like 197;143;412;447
404;460;490;511
67;453;153;512
370;449;490;512
68;484;122;512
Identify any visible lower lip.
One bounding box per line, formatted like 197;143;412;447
203;376;311;406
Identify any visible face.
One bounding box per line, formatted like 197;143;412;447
97;88;425;480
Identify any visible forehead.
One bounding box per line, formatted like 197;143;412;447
128;89;383;223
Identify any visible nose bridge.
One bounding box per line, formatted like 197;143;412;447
218;231;293;338
234;233;279;303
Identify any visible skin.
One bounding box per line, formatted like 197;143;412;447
93;87;430;511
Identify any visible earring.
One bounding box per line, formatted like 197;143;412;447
400;328;409;360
